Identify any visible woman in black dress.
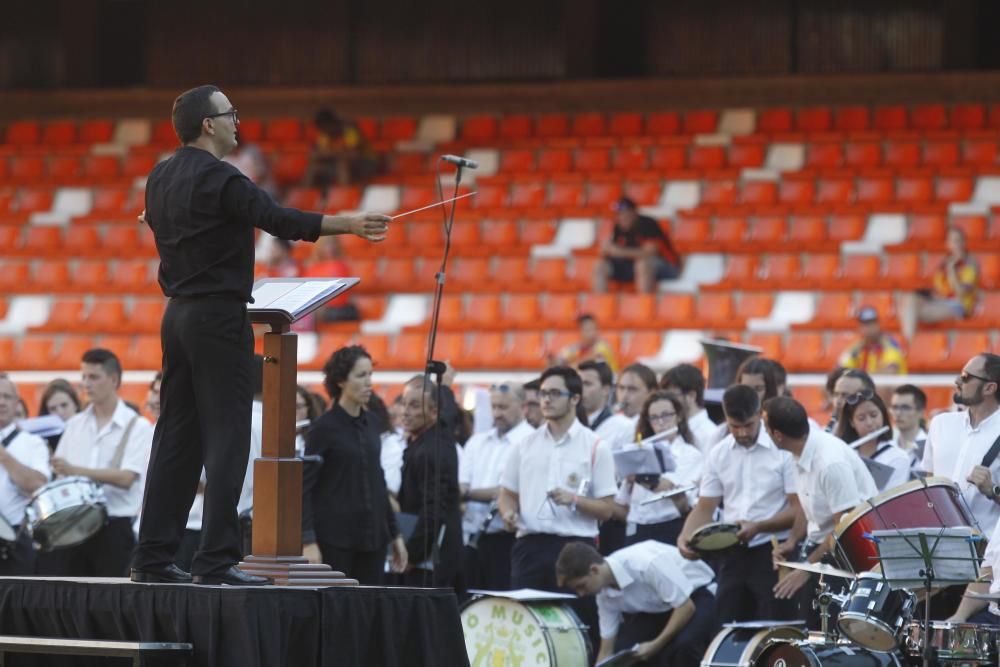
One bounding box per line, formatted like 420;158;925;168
301;345;407;584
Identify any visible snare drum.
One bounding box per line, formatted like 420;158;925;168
903;621;998;664
758;639;902;666
700;622;807;666
836;572;915;652
690;522;741;553
834;477;976;573
461;596;591;666
25;476;108;551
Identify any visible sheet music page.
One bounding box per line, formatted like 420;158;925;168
250;282;298;309
250;279;346;316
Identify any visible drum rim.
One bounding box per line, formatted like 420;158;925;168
459;596;590;664
700;625;807;667
28;475;102;502
837;611;901;652
691;522;740;550
834;476;960;538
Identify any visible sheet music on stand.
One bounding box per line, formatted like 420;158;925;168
248;277;360;325
869;526;983;590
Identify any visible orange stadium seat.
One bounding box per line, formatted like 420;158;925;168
953;214;988;241
0;228;16;250
285;188;324;210
616;294;656;328
911;104;948;131
30;260;70;293
304;333;356;371
682;110;717;134
779;179;816;208
102;226;140;256
620;331;662;362
922;140;959;167
748;217;786;248
536;113;569;139
34;298;86;333
883;253;922;289
502;294;542;330
805;293;854;329
907;332;949;372
271;153;308;187
264;118;302;143
16;188;53;215
480;219;518;248
800;253;841;289
463;294;502;330
735;293;774;320
796;107;832;133
834;106;871;132
47;156;82;183
18;226;63;258
952;104;986;131
509;182;546;209
83;155;121;182
324;186;361;211
499;149;535;174
856;292;897;322
623;180;661;207
235;118;262;143
499;115;533;141
80;298;127;334
895;213;946;251
79;120;114;144
711;217;747;250
42;121;77;146
757;254;801;287
126;337;163;371
805;142;844;170
572;113;606;137
460;115;498;143
816;177;853;206
844;142;881;169
757;108;792;134
5;121;41;146
828;213;867;242
977;253;999;289
458;332;505;368
654;294;695;326
689;146;725;171
449;220;481;249
746;332;784;359
387;332;429;369
574;148;609;172
71;261;108;292
537;149;572;173
936;175;974;203
883;141;920;169
739;182;777;209
612;147;648;172
124;300;166;334
943;332;992;369
841;254;882;289
962;140;997;166
783;332;825;372
10;156;45;184
650;145;687;171
874;106;909;132
728;143;765;168
52;336;97;370
0;261;30;292
896;176;933;207
533;258;570;289
699;180;737;209
122;153;157;181
856;176;894;207
450;257;492;290
709;255;758;290
505;332;546;369
586;182;622;210
578;294;617;324
11;337;55;371
150;120;177;146
609;113;643;137
110;260;154;293
646;112;681;136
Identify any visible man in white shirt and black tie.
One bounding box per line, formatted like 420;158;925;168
678;385;800;623
0;375;50;576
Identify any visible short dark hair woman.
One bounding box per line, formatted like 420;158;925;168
301;345;407;583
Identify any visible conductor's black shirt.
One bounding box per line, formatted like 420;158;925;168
145;146;322;301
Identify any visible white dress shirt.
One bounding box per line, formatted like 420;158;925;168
616;437;703;525
0;423;50;527
868;442;913;492
982;518;1000;615
700;422;797;547
502;419;617;538
589;410;637;451
55;399;152;517
237;400;263;516
460;419;535;539
921;408;1000;533
597;540;716;639
380;429;406;495
893;427;928;469
795;429;877;544
686;409;718;453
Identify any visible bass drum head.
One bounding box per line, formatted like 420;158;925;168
35;504;108;551
837;614;900;653
461;596;590;667
701;624;807;666
759;640;902;667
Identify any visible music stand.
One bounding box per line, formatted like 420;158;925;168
869;526;983;667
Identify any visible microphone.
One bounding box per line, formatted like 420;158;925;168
440;154;478;170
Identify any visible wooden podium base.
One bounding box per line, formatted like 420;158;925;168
238;555;359;587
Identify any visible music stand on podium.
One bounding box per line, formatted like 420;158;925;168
239;277;360;586
869;526;984;667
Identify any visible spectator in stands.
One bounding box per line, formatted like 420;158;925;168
659;364;716;452
303;109;378;188
901;227;981;340
838;307;907;375
38;378;81;422
835;391;910;492
223;142;275;197
555;314;619;373
890;384;928;468
593;197;681;294
522;378;544;429
304;237;360;323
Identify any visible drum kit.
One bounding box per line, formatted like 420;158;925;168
11;476;109;553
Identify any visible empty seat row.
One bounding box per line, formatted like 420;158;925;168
0;154;158;186
0;260;159;295
756;103;1000;135
2;224;158;259
799;139;998;171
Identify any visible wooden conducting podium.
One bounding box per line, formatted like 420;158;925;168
239;277;360;586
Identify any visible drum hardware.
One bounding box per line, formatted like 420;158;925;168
756;638;903;666
776;560;857;581
836;571;916;652
700;622;807;667
689;522;741;553
903;620;999;664
24;476;108;551
467;502;498;550
814;579;848;644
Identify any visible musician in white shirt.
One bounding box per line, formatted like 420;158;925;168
0;375;50;575
836;391;911;492
890;384;928;468
47;349;152;576
921;354;1000;534
613;391;702;547
659;363;717;452
557;540;716;667
459;381;534;590
678;385;800;623
579;360;635;450
949;512;1000;625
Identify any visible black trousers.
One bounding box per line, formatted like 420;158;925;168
613;587;718;667
463;532;514;591
599;518;627;556
174;529;201;572
318;542;385;585
511;534;601;653
0;529;35;576
35;517;135;577
133;296;253;577
715;542;797;625
626;516;687;547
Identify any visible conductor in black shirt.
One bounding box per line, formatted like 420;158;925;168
130;85;390;586
301;345;407;584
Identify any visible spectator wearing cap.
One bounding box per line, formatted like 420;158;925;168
593;197;681;294
555;314;619;374
837;307;907;375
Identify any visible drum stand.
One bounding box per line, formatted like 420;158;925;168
814;577;845;643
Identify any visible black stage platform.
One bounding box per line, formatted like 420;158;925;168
0;577;470;667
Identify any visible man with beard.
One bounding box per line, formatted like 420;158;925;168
921;353;1000;533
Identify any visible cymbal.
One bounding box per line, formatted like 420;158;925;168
965;591;1000;601
776;561;856;580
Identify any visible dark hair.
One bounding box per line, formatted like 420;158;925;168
893;384;927;412
826;367;846;394
295;385;322;421
366;392;392;435
577;313;596;326
620;363;657;392
659;363;705;407
540;366;584;398
982;353;1000;384
578;360;613;388
765;358;788;392
735;356;778;400
323;345;372;401
836;393;892;444
81;348;122;385
252;354;264;396
38;378;81;417
555;541;604;585
524;378;541;392
172;84;221;144
838;368;876;393
762;396;809;440
722;385;761;422
150;370;162;390
637;391;694;445
405;374;439;410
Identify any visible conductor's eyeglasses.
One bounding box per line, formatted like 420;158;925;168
206;108;239;124
844;389;874;406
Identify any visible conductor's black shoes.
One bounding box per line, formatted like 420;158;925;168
193;566;271;586
130;565;193;584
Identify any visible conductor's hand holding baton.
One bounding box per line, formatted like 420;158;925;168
320;212;390;242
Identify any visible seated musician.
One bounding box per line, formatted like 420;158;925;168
677;385;800;623
765;397;877;627
0;375;50;576
557;540;717;667
949;517;1000;625
42;349;152;576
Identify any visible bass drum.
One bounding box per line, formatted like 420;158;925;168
461;596;590;667
701;623;807;666
758;640;902;666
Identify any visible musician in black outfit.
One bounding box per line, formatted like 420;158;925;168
398;376;462;588
130;84;389;586
301;345;407;584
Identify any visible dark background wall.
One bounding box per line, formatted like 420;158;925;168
2;0;997;90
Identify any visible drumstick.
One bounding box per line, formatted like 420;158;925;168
389;192;477;220
771;535;788;581
848;425;891;450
